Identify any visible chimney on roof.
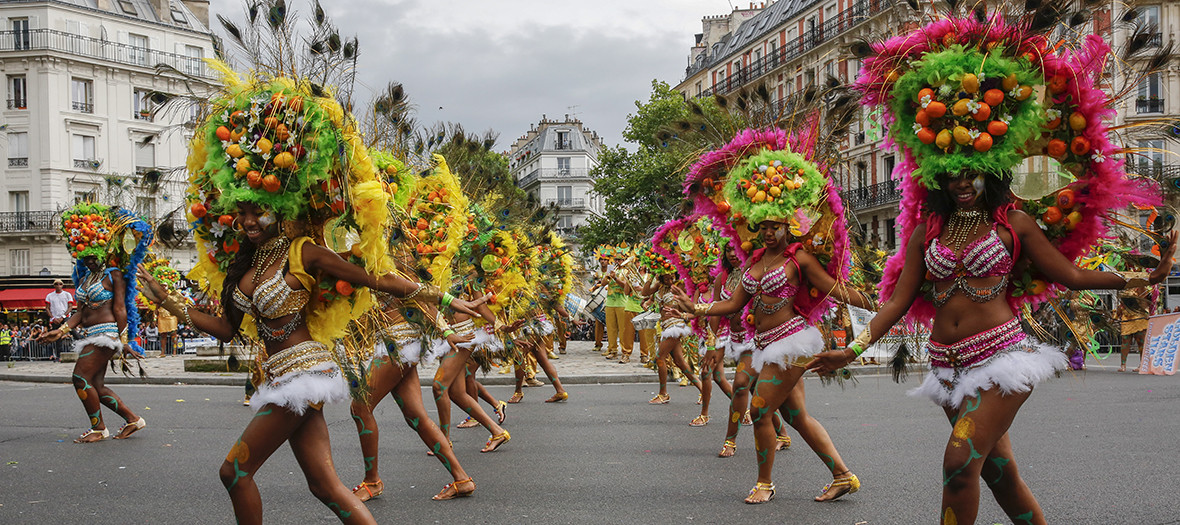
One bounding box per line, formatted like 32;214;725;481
183;0;211;27
149;0;169;22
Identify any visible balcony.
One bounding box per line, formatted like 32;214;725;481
73;159;94;169
8;157;28;168
689;0;894;94
7;98;26;109
1137;99;1165;114
544;198;586;209
134;111;153;121
0;28;214;79
517;168;593;188
840;179;902;212
554;141;572;150
1126;163;1180;182
0;210;58;234
71;101;93;113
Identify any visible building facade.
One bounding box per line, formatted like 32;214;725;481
0;0;216;284
675;1;1180;257
507;114;605;247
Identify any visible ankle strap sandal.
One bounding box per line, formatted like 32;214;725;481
745;481;775;504
817;473;860;502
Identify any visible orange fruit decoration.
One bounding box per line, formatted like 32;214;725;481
917;127;936;144
987;120;1008;136
246;171;262;189
262;174;281;193
335;280;355;296
1046;139;1067;158
973;133;993;152
1056;189;1076;209
925;101;947;118
218;214;234;226
190;202;208;218
915;109;931;126
983;89;1004;106
971;103;991;121
1047;75;1068;94
1042;206;1063;224
215;126;231;141
1070;136;1091;156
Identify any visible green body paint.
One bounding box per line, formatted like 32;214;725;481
943;438;985;486
984;456;1010;487
325;502;351;519
100;395;119;411
353;414;373;436
363;456;375;472
1012;510;1034;524
227;459;248;491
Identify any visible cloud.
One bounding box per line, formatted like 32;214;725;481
207;0;727;149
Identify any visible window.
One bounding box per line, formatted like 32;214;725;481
171;6;189;26
557;186;572;205
135;142;156;172
768;41;778;65
557;215;574;230
556;157;570;174
185;45;204;76
118;0;138;15
857;162;867;189
10;191;29;213
885;218;897;250
73;135;95;169
1138;73;1163;113
695;81;702;97
1136;139;1165;177
883;155;896;180
8;132;28;168
10;249;29;276
8;75;27;109
11;18;30;51
71;78;93;113
134;89;153;120
128;33;149;66
1138;6;1160;30
135;196;156;219
74;191;96;204
555;130;570;150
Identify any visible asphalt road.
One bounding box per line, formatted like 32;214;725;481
1;371;1177;524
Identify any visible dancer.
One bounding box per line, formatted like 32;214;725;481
643;271;703;404
676;128;875;504
142;45;485;522
348;295;478;502
808;10;1173;524
40;204;150;443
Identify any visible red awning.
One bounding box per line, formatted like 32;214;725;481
0;288;75;310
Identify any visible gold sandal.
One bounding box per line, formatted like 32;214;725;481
815;473;860;502
481;431;510;453
689;414;709;427
745;481;775;504
493;400;508;423
545;391;569;403
507;392;524;404
649;393;670;405
352;479;383;502
431;477;475;500
718;439;736;458
776;434;791;450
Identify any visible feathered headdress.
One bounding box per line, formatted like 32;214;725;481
856;7;1164;324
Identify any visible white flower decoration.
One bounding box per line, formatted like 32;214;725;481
1000;114;1013;124
912;123;923;133
976;73;986;83
967;100;982;113
1092;152;1106;163
968;129;981;140
210;222;228;238
1008;87;1022;98
939;84;955;96
1046;108;1061;120
920;94;933;107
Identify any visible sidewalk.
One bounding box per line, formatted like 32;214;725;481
0;340;1132;386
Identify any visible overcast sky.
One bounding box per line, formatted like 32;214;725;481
207;0;739;150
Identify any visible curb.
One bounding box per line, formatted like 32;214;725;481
0;364;928;387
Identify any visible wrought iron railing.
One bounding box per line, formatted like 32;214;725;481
71;101;93;113
1137;99;1165;114
0;210;58;233
8;157;29;168
7;98;26;109
0;28;214;79
1125;163;1180;181
544;198;586;209
688;0;893;92
518;168;593;188
840;179;901;211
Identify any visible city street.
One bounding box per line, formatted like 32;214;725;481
1;368;1177;524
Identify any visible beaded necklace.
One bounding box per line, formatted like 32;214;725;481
251;236;290;285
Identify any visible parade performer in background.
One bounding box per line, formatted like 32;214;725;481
597;244;632;361
347;153;481;503
41;203;151;443
139;11;485;519
676;123;875;504
637;246;703;405
808;7;1175;524
508;236;570;403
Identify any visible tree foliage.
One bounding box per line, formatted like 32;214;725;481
578;80;709;247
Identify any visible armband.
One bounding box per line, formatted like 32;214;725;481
848;326;872;357
693;302;714;316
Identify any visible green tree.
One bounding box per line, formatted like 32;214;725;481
579;80;715;247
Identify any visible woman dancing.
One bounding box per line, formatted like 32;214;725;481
348;293;479;503
644;272;703;405
41;204;149;443
676;140;874;504
808;10;1173;523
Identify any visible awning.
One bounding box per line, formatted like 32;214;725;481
0;288;75;310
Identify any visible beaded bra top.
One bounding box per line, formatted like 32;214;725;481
232;259;310;321
741;260;799;299
924;228;1013;307
76;268;115;308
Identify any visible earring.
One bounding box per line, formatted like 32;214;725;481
232;217;244;233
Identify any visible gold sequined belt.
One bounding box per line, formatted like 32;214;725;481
381;322;421;347
262;340;333;379
452;319;476;337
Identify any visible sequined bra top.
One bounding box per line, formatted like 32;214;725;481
232;261;310;320
76;268;115;308
741;260;799;299
924;228;1013;307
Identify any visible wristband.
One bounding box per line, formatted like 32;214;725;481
693;302;714;316
441;292;455;310
848;326;872;356
404;282;423;300
847;343;865;358
441;329;456;338
1116;271;1150;289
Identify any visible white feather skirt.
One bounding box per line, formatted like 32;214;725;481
73;333;122;353
750;326;823;373
910;340;1067;409
724;338;754;362
660;324;693;341
250;362;350;416
458;327;503;354
423;338;453;365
